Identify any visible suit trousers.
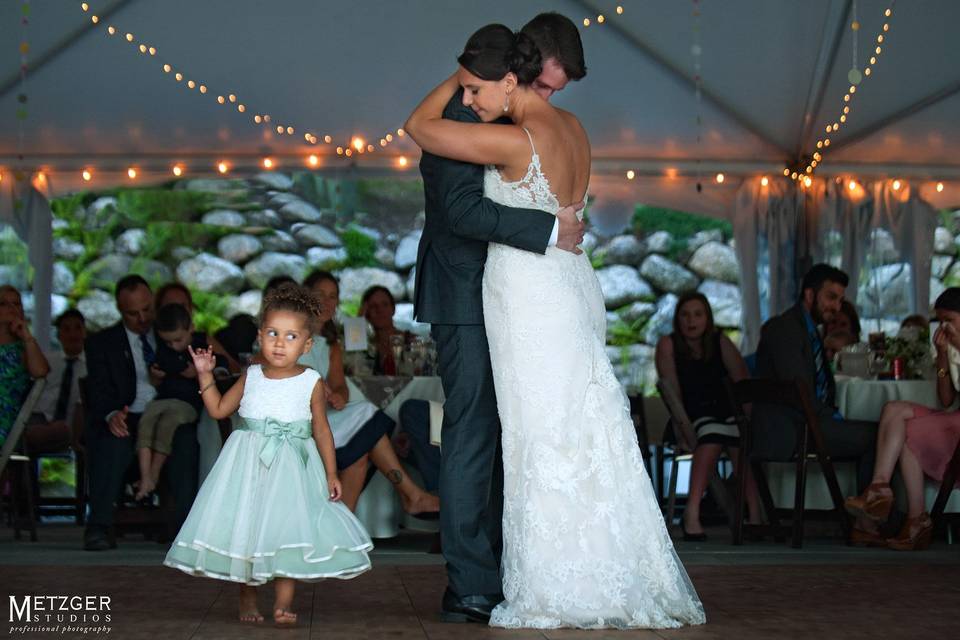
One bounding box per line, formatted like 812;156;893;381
432;323;503;597
86;413;199;538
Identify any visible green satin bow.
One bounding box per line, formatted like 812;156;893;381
239;417;313;468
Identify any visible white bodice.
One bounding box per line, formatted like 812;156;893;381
238;364;320;423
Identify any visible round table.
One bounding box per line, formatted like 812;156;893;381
835;377;940;422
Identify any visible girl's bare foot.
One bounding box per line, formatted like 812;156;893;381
273;607;297;627
134;477;155;501
401;490;440;516
238;586;263;624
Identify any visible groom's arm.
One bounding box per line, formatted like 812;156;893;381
437;94;556;255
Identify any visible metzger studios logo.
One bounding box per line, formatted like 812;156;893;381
8;595;112;635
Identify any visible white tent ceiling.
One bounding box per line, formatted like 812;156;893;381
1;0;958;220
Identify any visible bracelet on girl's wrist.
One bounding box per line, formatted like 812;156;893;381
198;381;216;395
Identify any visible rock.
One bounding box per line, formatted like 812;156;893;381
87;197;118;219
132;259;173;284
688;241;739;283
932;255;953;279
869;228;899;265
394;231;422;271
686;229;724;254
640;255;699;294
53;237;85;261
618;301;656;325
392;302;431;337
77;290;121;331
246;209;283;228
595;265;654;309
600;235;646;266
336;267;406;302
227;290;263;318
406;267;417;300
0;265;28;291
244;253;308;289
645;230;674;254
21;293;69;323
644;293;678;345
51;218;70;231
279;200;323;223
52;262;75;295
698;280;742;327
606;344;656;393
294;224;342;248
252;172;293;191
83;254;132;289
261;230;300;253
934;227;954;254
306;246;348;268
375;247;395;269
201;210;246;227
268;192;302;208
857;263;911;317
350;225;383;243
179;178;247;193
581;231;599;255
217;234;263;264
929;277;946;311
171;246;198;262
115;229;146;255
176;253;245;293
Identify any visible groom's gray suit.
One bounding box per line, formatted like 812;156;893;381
414;91;556;598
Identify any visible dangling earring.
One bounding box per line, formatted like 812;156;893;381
502;93;510;112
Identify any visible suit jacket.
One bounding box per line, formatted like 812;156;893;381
413;91;557;325
84;323;140;433
755;303;837;424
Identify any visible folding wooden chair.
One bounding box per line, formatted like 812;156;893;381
1;379;47;541
725;377;851;548
930;438;960;540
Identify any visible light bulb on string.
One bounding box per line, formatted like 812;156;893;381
82;169;92;182
937;182;944;193
848;180;857;191
217;162;229;174
761;176;769;187
626;170;635;180
324;135;332;144
803;176;813;188
262;158;274;169
172;164;183;177
308;155;319;167
127;167;137;179
397;156;409;168
783;168;790;176
715;173;725;184
892;179;901;190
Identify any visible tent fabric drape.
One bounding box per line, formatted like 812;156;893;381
0;182;53;350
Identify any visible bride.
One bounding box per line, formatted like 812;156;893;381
405;24;705;630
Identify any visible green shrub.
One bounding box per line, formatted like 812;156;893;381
607;317;648;346
631;205;732;259
191;290;232;334
341;227;378;267
114;189;215;225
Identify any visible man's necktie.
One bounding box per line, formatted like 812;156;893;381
140;333;156;367
53;357;77;421
810;328;829;402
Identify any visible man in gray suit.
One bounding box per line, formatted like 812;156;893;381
754;264;880;543
413;13;587;623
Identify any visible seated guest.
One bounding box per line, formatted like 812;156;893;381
135;304;222;500
826;298;862;343
655;292;760;539
824;329;857;362
0;285;49;448
754;264;878;542
361;285;413;375
301;271;438;515
155;282;240;372
396;399;441;493
900;314;930;333
83;275;199;551
845;287;960;550
25;309;86;455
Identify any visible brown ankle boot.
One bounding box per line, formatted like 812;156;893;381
844;482;894;522
887;513;933;551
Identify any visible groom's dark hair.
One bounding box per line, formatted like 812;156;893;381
521;13;586;81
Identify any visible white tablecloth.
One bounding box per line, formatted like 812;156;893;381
835;378;940;422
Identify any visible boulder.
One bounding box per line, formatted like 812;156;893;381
243;252;308;289
618;301;656;325
217;234;263;264
306;246;348;268
77;289;121;331
640;255;699;294
698;279;742;327
21;293;69;323
336;267;406;302
227;290;263;319
261;230;300;253
580;231;599;255
201;210;246;227
645;230;674;254
53;237;85;261
686;229;724;255
600;235;646;266
932;255;953;280
176;253;245;293
934;226;955;254
83;254;132;289
278;200;323;224
87;196;118;220
595;265;654;309
375;247;395;269
52;262;75;295
688;241;739;283
246;209;283;228
606;344;656;393
115;229;146;255
171;246;198;262
178;178;247;193
294;224;342;248
252;172;293;191
644;294;679;345
394;231;422;271
0;265;28;291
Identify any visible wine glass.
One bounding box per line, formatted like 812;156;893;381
390;334;405;376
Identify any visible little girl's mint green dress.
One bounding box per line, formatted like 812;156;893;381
164;365;373;584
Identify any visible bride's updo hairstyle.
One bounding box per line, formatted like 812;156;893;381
457;24;543;85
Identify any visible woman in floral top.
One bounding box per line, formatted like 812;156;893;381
0;285;50;447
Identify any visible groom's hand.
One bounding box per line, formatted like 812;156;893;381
556;203;586;255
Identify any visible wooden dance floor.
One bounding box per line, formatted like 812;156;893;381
2;526;958;639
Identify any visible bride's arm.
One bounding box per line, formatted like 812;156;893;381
405;73;528;166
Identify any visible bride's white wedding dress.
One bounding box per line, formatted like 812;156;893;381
482;129;706;629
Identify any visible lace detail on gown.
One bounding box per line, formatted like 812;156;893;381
482;129;705;629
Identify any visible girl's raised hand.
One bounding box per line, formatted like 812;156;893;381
188;345;217;374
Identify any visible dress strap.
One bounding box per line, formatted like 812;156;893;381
521;127;538;157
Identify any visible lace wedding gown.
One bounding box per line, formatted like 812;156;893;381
482;130;706;629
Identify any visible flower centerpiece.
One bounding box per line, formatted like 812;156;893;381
884;326;932;379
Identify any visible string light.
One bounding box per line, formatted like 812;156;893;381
262;157;274;169
715;173;724;184
172;164;183;176
81;169;92;182
892;179;901;190
127;167;137;179
217;161;229;174
626;170;635;180
937;182;944;193
308;154;319;167
397;156;409;168
761;176;769;186
848;179;857;191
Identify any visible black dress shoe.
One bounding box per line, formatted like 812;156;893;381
83;528;116;551
440;588;502;623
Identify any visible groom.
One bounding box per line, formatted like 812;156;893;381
412;13;587;623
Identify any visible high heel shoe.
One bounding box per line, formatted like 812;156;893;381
886;512;933;551
680;521;707;542
844;482;894;522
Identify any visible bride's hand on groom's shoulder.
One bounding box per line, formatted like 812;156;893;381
556;203;586;254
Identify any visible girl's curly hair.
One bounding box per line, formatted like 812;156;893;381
260;282;323;334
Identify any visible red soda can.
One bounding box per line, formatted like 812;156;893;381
893;357;904;380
